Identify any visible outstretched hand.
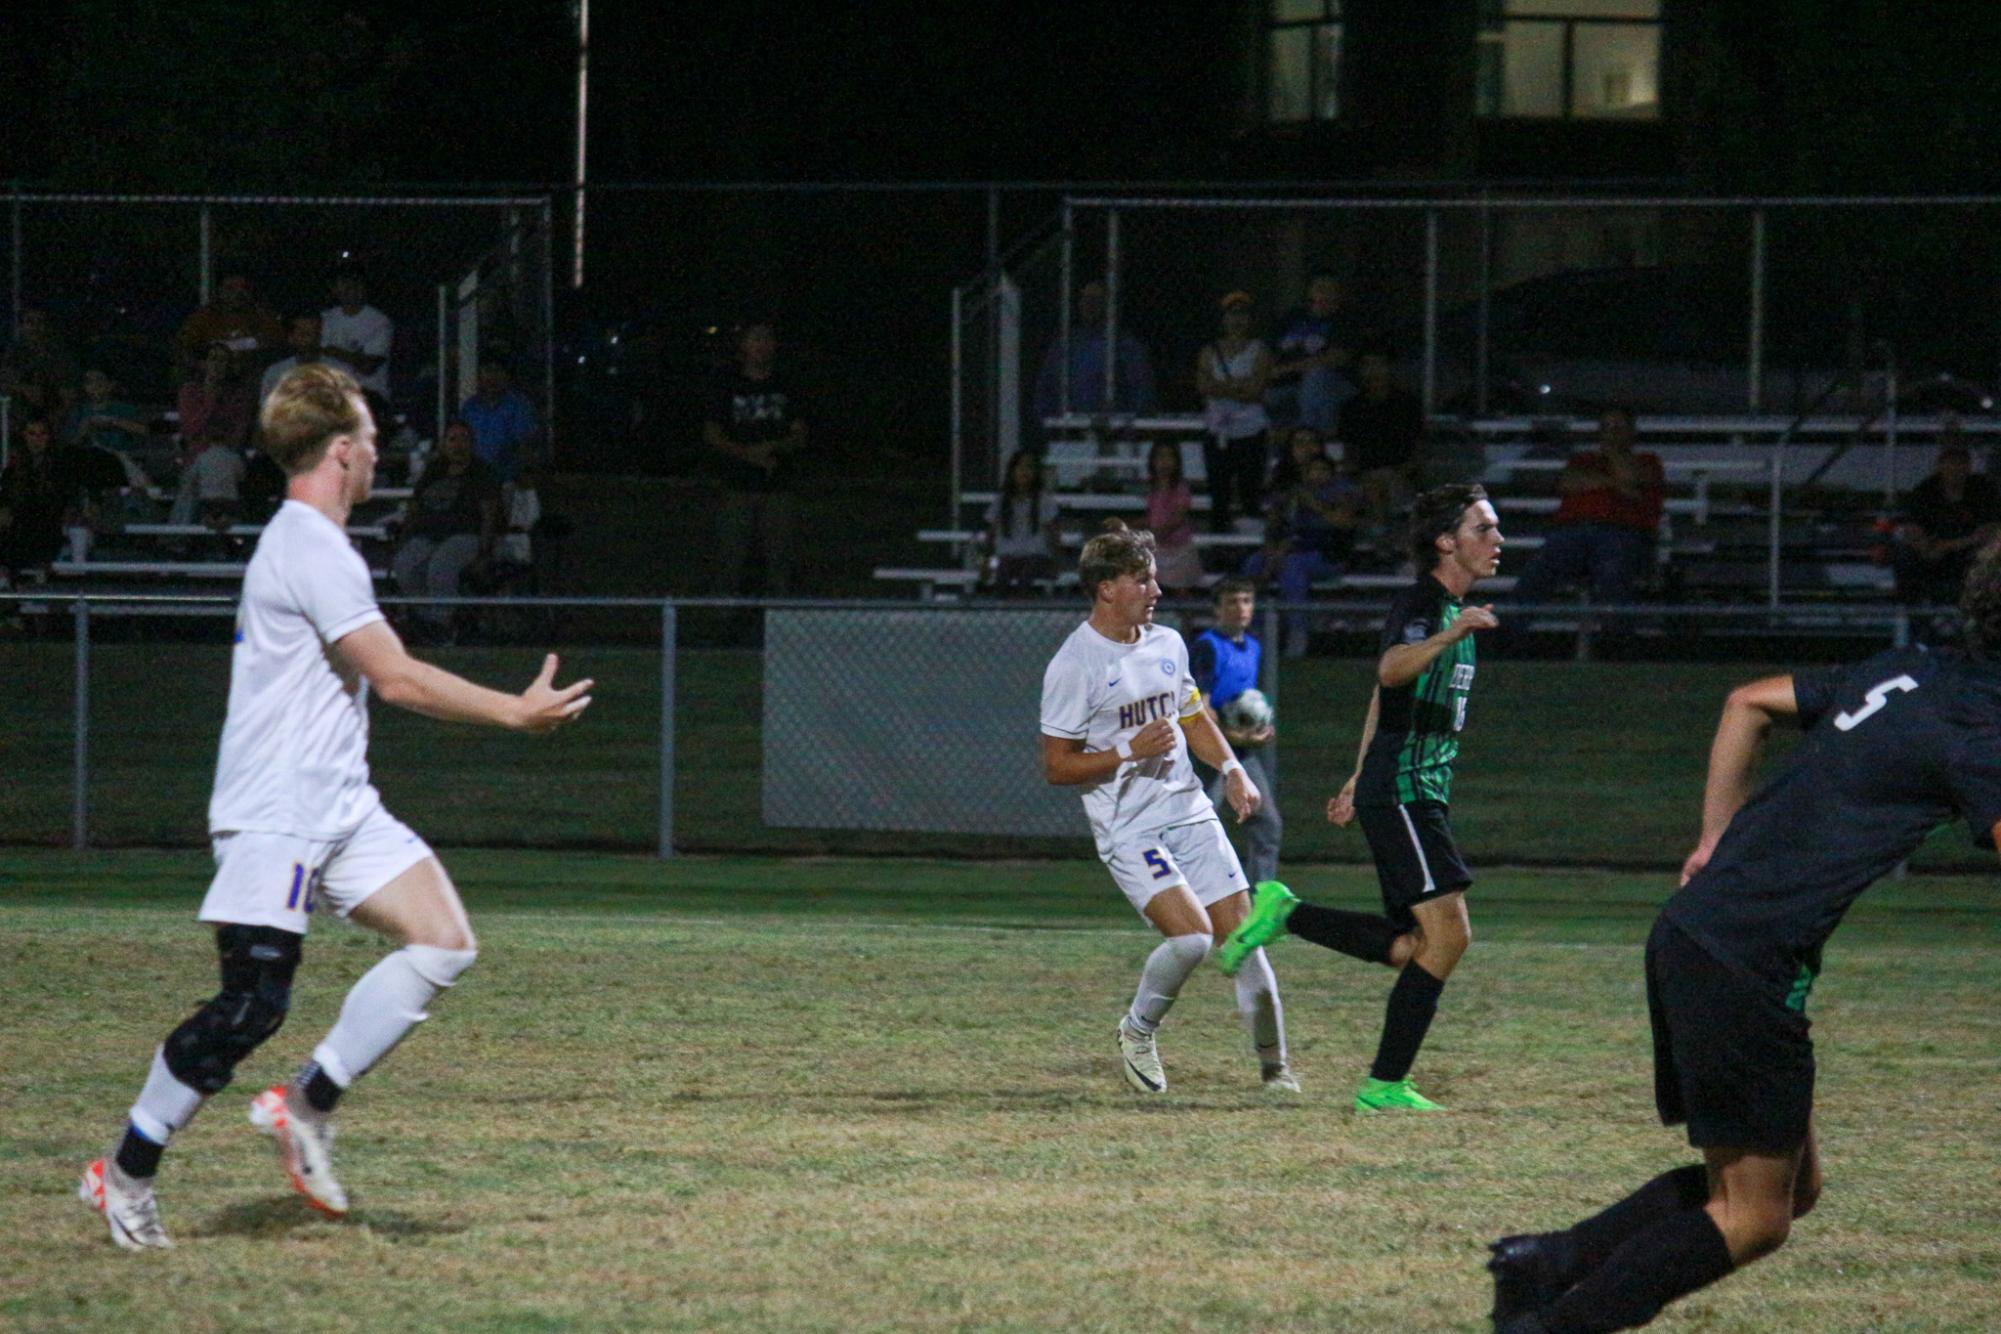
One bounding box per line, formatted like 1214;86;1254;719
1679;838;1715;887
1327;774;1359;827
516;654;593;733
1225;768;1261;823
1455;604;1500;637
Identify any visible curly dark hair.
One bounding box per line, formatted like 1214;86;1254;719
1407;483;1489;570
1960;537;2001;652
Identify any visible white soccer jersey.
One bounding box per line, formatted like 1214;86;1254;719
209;501;386;839
1040;620;1214;855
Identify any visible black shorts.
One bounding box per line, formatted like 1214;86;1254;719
1355;800;1473;933
1646;916;1815;1152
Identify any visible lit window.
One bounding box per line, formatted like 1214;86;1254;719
1266;0;1342;124
1477;0;1662;121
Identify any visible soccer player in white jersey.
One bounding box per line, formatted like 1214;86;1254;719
1040;521;1294;1094
78;363;592;1250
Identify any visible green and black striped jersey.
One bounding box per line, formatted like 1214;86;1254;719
1356;574;1475;807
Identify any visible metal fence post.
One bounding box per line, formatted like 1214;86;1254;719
658;601;677;859
72;598;90;851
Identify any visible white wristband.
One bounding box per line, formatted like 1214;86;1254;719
1116;738;1134;760
1220;758;1245;779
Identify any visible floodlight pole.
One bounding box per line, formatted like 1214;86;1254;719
572;0;589;289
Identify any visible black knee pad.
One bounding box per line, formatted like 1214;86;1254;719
162;924;303;1095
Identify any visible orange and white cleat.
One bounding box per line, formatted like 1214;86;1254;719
249;1084;348;1217
78;1156;173;1250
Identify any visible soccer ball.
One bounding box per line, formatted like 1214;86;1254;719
1222;689;1274;731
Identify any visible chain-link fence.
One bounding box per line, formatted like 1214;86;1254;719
8;591;1979;873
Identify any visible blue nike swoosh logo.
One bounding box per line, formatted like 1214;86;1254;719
1108;677;1121;686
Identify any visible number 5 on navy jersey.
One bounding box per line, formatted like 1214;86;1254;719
1833;674;1919;732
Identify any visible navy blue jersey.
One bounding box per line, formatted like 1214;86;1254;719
1664;646;2001;997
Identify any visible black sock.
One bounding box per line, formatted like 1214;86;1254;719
114;1124;165;1180
297;1063;343;1115
1285;902;1399;965
1555;1164;1710;1285
1542;1208;1735;1333
1369;962;1445;1082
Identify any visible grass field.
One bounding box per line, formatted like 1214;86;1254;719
3;850;1997;1332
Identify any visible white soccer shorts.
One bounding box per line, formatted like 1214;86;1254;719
1102;816;1250;916
198;806;436;935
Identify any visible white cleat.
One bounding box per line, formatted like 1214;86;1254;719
1118;1020;1166;1094
1261;1063;1302;1094
78;1157;173;1251
249;1084;348;1217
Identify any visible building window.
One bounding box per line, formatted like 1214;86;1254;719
1266;0;1341;123
1477;0;1661;120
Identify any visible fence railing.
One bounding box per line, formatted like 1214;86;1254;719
2;591;1933;863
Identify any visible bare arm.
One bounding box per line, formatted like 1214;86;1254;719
334;622;592;731
1327;686;1380;826
1377;605;1498;688
1679;674;1797;884
1040;720;1176;786
1181;707;1260;822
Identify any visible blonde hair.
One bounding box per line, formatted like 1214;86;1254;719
260;362;365;473
1078;518;1156;598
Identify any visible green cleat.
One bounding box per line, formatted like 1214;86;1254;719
1215;880;1299;976
1354;1076;1444;1113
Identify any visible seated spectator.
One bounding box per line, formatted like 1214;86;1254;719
175;268;283;377
1892;439;2001;606
320;264;393;402
63;367;149;455
1197;291;1273;534
0;306;80;402
0;418;85;582
460;353;539;483
393;420;501;640
1265;424;1330;498
1032;279;1159;425
167;437;246;542
178;342;255;465
1508;404;1664;613
983;449;1063;597
1145;441;1204;597
1243;453;1359;656
1336;347;1426;555
259;313;325;407
1267;272;1353;431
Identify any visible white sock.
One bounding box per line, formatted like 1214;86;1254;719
127;1047;205;1145
311;944;476;1088
1126;933;1211;1035
1234;947;1287;1068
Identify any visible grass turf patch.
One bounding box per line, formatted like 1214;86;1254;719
3;850;1996;1332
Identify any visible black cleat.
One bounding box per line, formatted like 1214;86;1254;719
1488;1233;1570;1325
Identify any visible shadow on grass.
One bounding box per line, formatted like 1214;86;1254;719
197;1196;467;1240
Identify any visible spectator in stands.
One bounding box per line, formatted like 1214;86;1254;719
178;341;255;462
983;449;1063;597
259;313;325;407
1265;424;1330;498
320;264;393;403
0;418;82;582
1338;347;1427;554
1146;440;1204;597
706;320;808;595
394;420;501;641
175;269;283;376
460;353;539;484
1267;272;1353;431
1;306;80;401
1508;404;1665;613
63;367;149;456
167;433;246;543
1892;439;2001;606
1197;291;1274;535
1031;279;1159;424
1244;452;1360;656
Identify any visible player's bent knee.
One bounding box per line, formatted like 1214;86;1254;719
163;924;302;1094
1165;932;1212;969
403;943;478;989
